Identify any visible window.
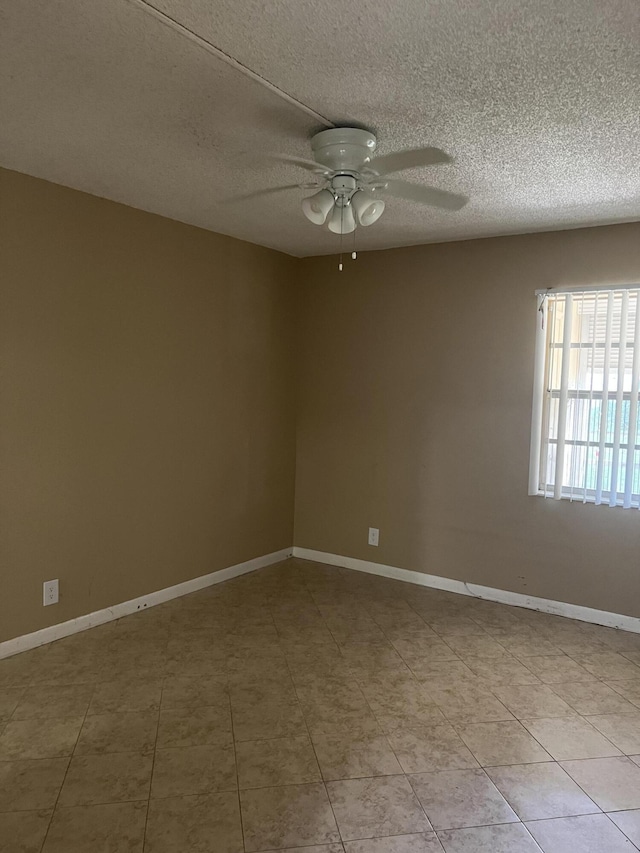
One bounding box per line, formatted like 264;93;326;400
529;285;640;508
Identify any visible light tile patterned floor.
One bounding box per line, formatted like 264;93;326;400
1;557;640;852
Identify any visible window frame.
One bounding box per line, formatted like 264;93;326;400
528;283;640;508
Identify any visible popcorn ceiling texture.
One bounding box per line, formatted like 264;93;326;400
1;0;639;256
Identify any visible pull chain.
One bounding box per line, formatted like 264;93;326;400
338;203;344;271
352;223;357;260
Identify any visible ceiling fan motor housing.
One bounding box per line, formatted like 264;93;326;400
311;128;377;172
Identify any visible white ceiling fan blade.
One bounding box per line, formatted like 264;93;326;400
384;179;468;211
270;155;330;174
226;184;305;203
367;147;452;175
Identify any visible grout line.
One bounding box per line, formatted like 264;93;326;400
522;812;640;850
30;795;153;809
228;672;248;853
140;697;161;850
601;812;640;850
284;582;347;845
37;686;94;852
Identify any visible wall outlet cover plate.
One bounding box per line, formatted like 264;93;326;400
43;579;59;606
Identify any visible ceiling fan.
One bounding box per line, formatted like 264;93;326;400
238;128;468;235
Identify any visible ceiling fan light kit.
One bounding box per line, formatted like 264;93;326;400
328;201;356;235
351;190;385;226
300;188;334;225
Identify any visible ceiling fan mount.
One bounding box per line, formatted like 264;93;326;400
310;127;378;172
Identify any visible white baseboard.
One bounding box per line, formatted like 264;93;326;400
0;548;292;660
5;544;637;661
292;547;640;634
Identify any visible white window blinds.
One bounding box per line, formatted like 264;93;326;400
529;285;640;508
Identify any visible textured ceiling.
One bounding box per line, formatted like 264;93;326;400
1;0;639;256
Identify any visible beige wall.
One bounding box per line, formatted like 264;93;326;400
3;166;639;644
295;223;640;617
0;168;297;642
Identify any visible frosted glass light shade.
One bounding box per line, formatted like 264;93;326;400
351;190;385;226
328;203;356;234
301;189;334;225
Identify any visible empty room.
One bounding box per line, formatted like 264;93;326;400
1;1;640;852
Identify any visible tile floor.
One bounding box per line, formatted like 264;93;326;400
1;557;640;852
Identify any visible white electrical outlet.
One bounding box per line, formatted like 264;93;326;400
43;579;59;606
368;527;379;547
